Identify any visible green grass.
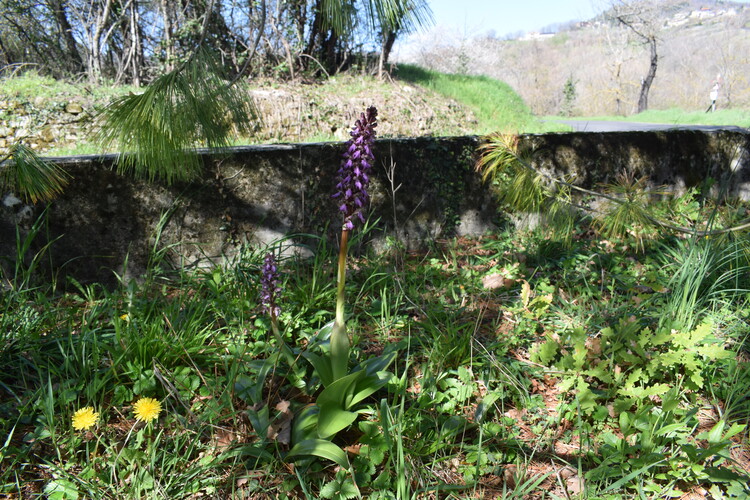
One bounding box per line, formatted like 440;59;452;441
560;108;750;128
0;70;137;101
393;64;567;134
0;71;81;100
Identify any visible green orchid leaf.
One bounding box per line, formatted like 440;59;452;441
302;351;333;388
358;350;397;376
349;371;393;407
246;405;271;438
475;391;501;423
223;444;275;463
317;371;363;410
330;320;349;382
286;439;349;468
317;402;358;439
239;355;280;404
310;320;335;348
292;404;320;445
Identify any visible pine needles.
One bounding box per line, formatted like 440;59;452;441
0;144;70;203
593;172;658;251
476;133;577;244
95;52;257;184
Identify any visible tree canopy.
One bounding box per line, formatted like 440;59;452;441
0;0;433;83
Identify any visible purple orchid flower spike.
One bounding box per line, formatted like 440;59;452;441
333;106;378;231
260;252;282;319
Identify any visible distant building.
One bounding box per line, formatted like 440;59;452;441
519;31;556;41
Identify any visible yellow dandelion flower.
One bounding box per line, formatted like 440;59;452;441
72;407;99;431
119;313;129;321
133;397;162;423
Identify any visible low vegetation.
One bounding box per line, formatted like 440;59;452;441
392;64;560;134
2;65;748;162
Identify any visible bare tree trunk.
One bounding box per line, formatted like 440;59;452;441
48;0;84;74
230;0;266;83
129;0;143;86
291;0;306;51
0;35;11;66
610;2;660;114
378;30;397;78
161;0;175;71
269;9;295;79
637;36;657;113
89;0;114;82
305;2;322;63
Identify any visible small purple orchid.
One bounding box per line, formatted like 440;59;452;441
333;106;378;231
260;252;282;319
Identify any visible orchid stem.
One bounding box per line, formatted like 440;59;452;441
331;228;351;381
335;229;350;326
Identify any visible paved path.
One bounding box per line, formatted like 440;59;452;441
555;120;749;133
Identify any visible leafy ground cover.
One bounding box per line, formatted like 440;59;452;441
2;182;750;498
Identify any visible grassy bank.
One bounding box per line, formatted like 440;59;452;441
560;108;750;129
393;64;565;134
1;69;492;158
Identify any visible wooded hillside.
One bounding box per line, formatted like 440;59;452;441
401;0;750;116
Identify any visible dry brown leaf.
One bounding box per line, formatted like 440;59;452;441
482;273;506;290
268;400;293;445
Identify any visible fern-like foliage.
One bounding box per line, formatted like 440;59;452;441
1;143;69;202
95;51;257;184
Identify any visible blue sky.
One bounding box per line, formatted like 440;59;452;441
421;0;602;38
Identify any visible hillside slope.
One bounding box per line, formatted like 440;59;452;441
401;0;750;116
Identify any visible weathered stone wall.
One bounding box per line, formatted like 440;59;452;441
520;130;750;199
2;129;749;287
1;137;490;286
0;98;89;152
